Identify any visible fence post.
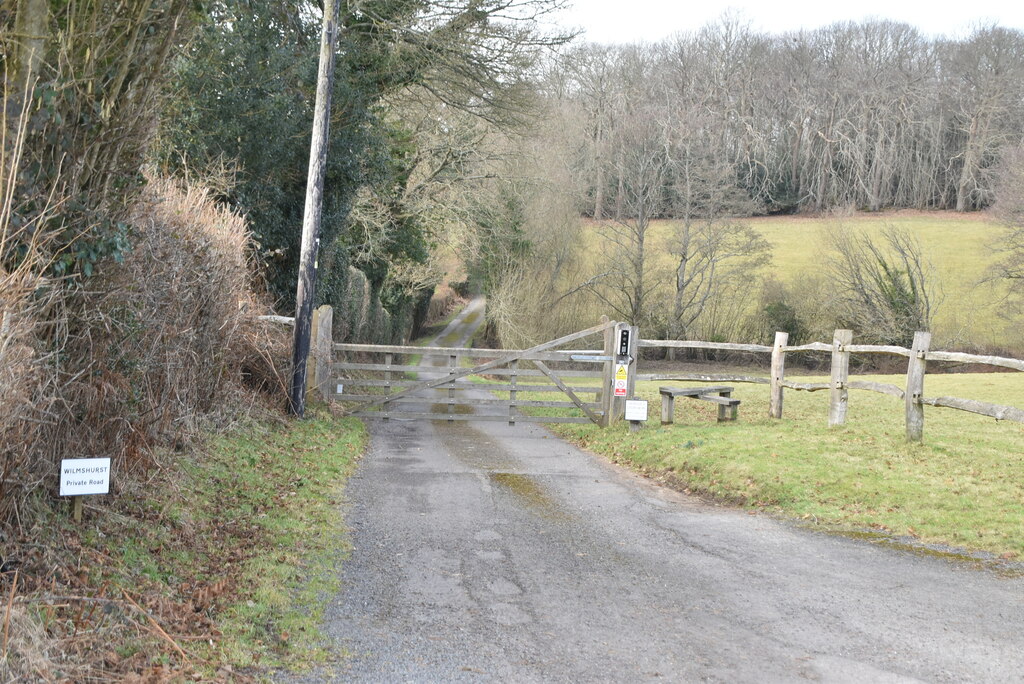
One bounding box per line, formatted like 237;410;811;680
829;329;853;427
600;317;614;427
905;331;931;442
769;331;788;419
315;305;333;402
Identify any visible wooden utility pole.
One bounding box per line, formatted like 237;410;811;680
289;0;341;417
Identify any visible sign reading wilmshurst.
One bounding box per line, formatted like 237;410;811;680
60;458;111;496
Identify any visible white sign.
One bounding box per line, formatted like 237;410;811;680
60;458;111;496
625;400;648;421
336;383;344;395
614;378;628;397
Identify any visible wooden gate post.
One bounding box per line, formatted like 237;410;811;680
769;331;788;419
905;331;931;442
625;324;639;400
306;306;321;395
307;305;333;402
315;305;332;402
607;321;634;426
829;329;853;427
600;318;615;427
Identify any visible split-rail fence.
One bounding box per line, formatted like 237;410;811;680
261;307;1023;441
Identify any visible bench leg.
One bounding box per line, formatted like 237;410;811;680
661;395;674;425
718;392;737;422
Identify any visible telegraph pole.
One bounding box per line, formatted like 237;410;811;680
289;0;341;417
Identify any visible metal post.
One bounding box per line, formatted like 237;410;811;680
383;353;392;421
600;317;615;427
509;359;518;425
448;354;457;421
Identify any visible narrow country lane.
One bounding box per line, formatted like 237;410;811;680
284;298;1024;683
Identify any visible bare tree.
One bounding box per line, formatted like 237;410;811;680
988;143;1024;316
943;26;1024;212
824;225;939;346
662;105;769;344
587;97;670;326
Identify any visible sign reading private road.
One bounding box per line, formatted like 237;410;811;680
60;458;111;496
625;399;648;422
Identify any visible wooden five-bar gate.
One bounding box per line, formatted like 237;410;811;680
332;318;638;426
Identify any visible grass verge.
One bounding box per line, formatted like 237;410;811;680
183;410;366;672
2;409;365;681
527;373;1024;560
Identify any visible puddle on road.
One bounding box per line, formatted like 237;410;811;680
437;421;517;470
430;402;474;416
435;421;575;523
489;472;573;523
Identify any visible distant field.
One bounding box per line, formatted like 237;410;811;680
579;211;1016;350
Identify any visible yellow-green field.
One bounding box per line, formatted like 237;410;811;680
578;210;1017;349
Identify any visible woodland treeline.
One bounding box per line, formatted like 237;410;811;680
551;19;1024;216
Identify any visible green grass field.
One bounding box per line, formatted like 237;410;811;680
578;210;1017;349
512;371;1024;561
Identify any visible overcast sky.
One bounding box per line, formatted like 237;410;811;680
549;1;1023;44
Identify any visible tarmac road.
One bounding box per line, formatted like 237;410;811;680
287;298;1024;683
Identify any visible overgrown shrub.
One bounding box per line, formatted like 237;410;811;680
756;278;808;345
0;175;271;533
425;283;467;326
824;225;939;347
2;0;189;279
0;262;52;528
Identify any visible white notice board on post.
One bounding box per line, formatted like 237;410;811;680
625;400;648;422
60;458;111;496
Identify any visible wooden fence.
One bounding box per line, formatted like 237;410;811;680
637;330;1024;441
260;308;1021;441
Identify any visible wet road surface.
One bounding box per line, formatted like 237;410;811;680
285;299;1024;682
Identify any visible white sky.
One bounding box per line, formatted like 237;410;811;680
549;1;1023;44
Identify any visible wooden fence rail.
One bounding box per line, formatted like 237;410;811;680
639;329;1024;442
261;309;1021;440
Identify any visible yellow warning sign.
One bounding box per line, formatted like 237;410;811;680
615;364;628;381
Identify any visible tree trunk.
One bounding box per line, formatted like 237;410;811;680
956;114;980;212
14;0;48;91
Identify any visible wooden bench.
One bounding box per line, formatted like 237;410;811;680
659;385;740;424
